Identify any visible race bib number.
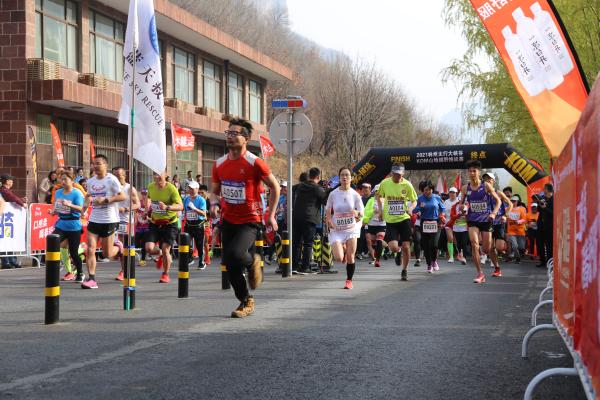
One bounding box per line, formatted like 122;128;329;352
334;212;355;231
470;201;488;213
222;181;246;205
151;201;167;215
422;221;438;233
186;210;198;221
388;200;405;216
117;223;128;234
508;212;520;221
54;200;71;214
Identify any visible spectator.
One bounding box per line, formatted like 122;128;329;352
536;183;554;268
75;168;85;183
172;174;181;190
503;186;513;199
78;178;88;192
1;175;26;269
292;167;327;274
50;166;86;203
527;202;540;259
276;181;288;231
195;174;202;185
182;170;194;191
39;170;58;203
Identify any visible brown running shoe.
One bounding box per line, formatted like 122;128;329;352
248;254;262;290
231;296;255;318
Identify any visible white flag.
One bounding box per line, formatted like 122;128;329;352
118;0;166;174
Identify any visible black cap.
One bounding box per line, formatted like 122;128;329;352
1;175;15;183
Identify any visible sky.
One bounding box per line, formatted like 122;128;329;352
286;0;469;124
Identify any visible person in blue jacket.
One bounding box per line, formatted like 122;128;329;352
413;181;445;273
183;181;207;269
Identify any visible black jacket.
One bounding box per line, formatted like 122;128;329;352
292;181;327;225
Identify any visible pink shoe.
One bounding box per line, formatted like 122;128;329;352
115;270;124;281
344;280;353;289
473;273;486;284
427;266;433;273
81;279;98;289
61;272;76;281
159;273;170;283
433;261;440;271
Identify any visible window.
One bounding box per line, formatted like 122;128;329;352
249;80;262;123
36;114;82;169
203;61;221;111
134;160;154;190
36;114;52;145
173;47;195;104
173;150;197;182
35;0;78;70
201;143;225;189
227;71;243;117
89;11;125;82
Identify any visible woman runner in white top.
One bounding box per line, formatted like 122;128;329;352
325;167;365;290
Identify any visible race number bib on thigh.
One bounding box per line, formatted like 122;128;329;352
334;212;355;231
222;181;246;205
388;200;405;216
422;221;438;233
470;201;488;213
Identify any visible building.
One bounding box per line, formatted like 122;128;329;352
0;0;292;199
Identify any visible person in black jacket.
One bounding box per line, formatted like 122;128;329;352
292;167;327;274
536;183;554;267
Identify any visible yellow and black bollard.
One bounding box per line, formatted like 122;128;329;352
281;231;291;277
313;234;322;267
178;233;191;298
274;235;282;264
221;264;231;290
255;230;265;283
123;234;136;310
320;234;335;274
45;234;61;325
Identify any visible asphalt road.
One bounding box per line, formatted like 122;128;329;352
0;256;586;400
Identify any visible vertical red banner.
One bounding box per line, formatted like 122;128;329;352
50;123;65;167
469;0;588;157
90;136;96;160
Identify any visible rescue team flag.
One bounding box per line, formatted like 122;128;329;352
470;0;588;157
49;123;65;167
118;0;167;174
170;121;195;151
259;135;275;159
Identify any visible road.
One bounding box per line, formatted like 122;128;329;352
0;256;586;400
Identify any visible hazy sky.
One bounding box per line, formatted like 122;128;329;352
287;0;469;122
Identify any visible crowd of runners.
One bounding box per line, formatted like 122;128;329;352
0;118;555;318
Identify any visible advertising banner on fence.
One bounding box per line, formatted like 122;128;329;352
0;203;27;252
469;0;588;157
552;136;576;336
572;80;600;394
352;143;547;187
29;203;58;252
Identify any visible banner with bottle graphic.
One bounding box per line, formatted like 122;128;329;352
470;0;589;157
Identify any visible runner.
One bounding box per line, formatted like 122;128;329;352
135;188;151;266
113;166;140;281
506;195;528;264
443;187;460;263
413;181;445;273
363;184;387;268
80;154;125;289
482;171;512;277
210;118;280;318
375;163;417;281
411;181;427;267
183;181;207;270
144;172;183;283
325;167;364;289
460;160;501;284
448;199;468;265
50;171;85;283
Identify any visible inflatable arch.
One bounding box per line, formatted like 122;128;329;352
352;143;547;187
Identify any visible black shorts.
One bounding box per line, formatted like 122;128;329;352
87;222;119;238
53;228;83;242
367;225;386;235
384;220;412;243
492;223;506;240
145;223;180;246
467;221;493;232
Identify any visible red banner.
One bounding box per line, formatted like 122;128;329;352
259;135;275;159
50;122;65;167
572;82;600;394
30;203;90;251
453;172;461;191
90;136;96;159
469;0;588;157
170;121;195;151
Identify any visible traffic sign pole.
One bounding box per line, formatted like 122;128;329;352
284;109;294;278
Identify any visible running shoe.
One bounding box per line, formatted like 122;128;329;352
480;254;488;264
394;252;401;266
197;263;206;270
344;280;353;289
368;260;375;265
138;260;147;267
81;279;98;289
61;272;76;281
155;255;163;270
460;258;467;265
514;258;521;264
159;273;170;283
401;269;408;281
74;274;85;283
356;254;363;261
473;273;486;284
97;257;110;263
492;267;502;277
248;254;263;290
414;259;421;267
374;260;381;268
115;270;124;281
448;258;454;263
188;259;195;267
231;296;255;318
427;266;433;273
433;261;440;271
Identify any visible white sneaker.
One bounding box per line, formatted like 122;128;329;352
480;254;488;265
448;258;454;263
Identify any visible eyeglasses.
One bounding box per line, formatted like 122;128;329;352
224;130;242;137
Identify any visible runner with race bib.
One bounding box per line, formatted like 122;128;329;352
413;181;445;274
113;166;140;281
375;163;417;281
325;167;365;290
363;184;387;268
183;181;207;270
